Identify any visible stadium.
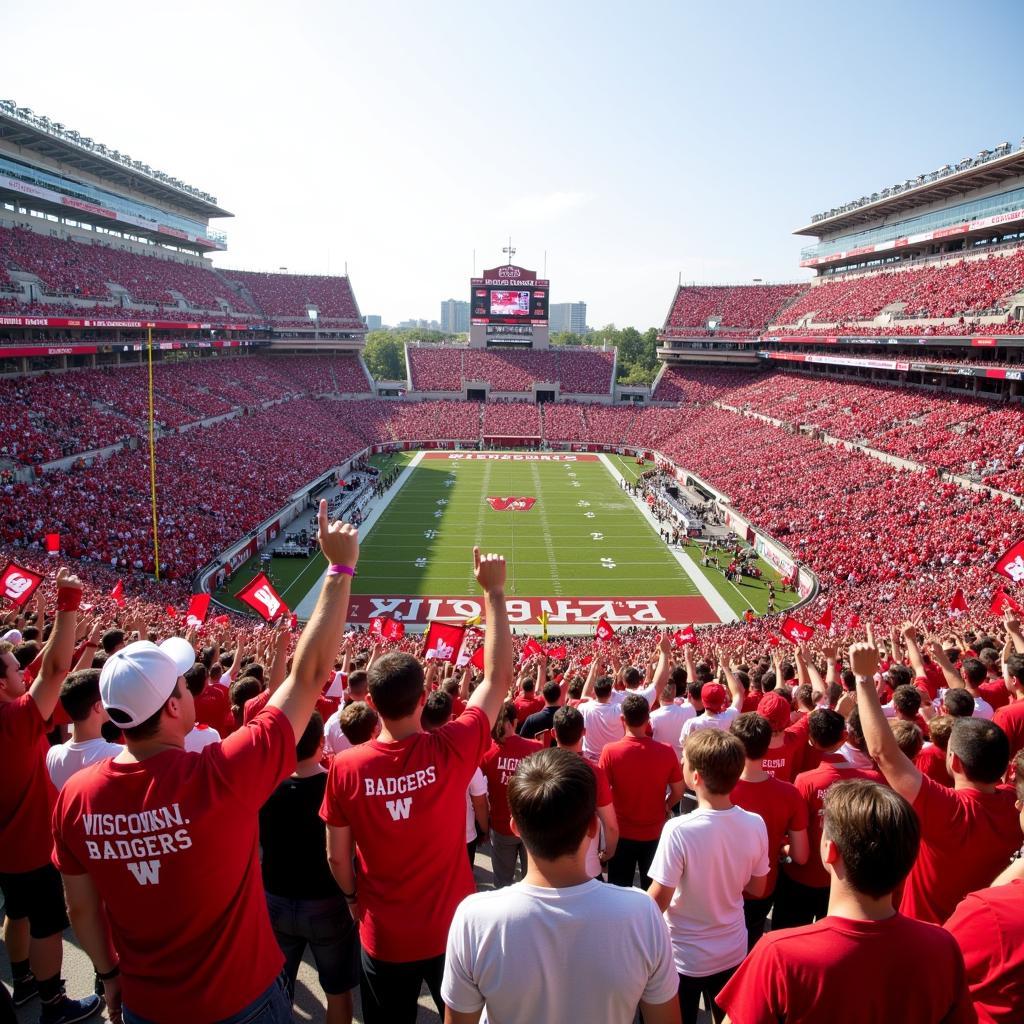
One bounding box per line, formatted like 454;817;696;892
2;29;1024;1024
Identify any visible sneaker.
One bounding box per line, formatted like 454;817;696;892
12;972;38;1006
38;993;103;1024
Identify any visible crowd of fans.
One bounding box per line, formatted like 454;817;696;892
666;285;807;331
2;510;1023;1024
221;271;363;328
407;347;615;395
774;248;1024;326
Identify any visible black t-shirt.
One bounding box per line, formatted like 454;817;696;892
519;705;558;741
259;771;338;900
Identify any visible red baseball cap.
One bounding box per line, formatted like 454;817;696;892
758;691;792;732
701;683;728;714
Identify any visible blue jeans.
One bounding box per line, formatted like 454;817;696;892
123;973;292;1024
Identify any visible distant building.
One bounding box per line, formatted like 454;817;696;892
363;314;382;330
397;318;441;331
440;299;470;334
549;301;587;333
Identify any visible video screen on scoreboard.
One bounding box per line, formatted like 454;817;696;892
472;286;548;325
489;290;531;316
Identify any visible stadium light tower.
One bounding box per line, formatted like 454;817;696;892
502;236;516;266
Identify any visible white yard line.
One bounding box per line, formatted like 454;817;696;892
295;451;426;618
531;462;563;595
597;453;737;624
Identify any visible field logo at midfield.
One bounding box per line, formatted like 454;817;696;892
486;497;537;512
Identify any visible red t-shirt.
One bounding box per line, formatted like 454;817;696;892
598;735;682;841
784;755;883;889
0;693;55;872
978;680;1010;712
741;693;762;714
718;913;973;1024
944;879;1024;1024
193;684;231;736
242;688;271;723
761;731;805;783
320;705;490;962
993;701;1024;760
915;744;953;787
513;694;544;723
901;774;1021;924
479;734;543;836
732;776;809;895
52;707;296;1022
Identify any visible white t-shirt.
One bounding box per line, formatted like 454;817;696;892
649;805;769;977
650;703;695;760
609;681;660;708
580;700;625;761
442;879;678;1023
46;737;124;792
184;724;221;752
323;708;352;757
466;767;488;843
680;707;739;743
933;690;994;720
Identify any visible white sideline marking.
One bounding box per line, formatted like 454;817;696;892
596;454;737;624
294;451;426;619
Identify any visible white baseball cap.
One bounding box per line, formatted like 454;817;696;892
100;637;196;729
1;629;23;645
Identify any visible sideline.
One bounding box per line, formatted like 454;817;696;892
597;453;737;624
294;450;426;618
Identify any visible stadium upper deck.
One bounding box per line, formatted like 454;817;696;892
797;138;1024;274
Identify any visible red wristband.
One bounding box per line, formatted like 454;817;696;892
56;587;83;612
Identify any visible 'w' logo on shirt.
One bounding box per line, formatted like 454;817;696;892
127;859;161;885
386;797;412;821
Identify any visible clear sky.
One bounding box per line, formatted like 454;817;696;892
4;0;1022;327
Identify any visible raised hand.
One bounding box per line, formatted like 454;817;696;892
317;499;359;570
848;641;880;680
473;546;507;594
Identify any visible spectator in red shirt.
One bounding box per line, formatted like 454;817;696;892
729;712;810;950
0;571;102;1023
321;547;512;1024
945;748;1024;1024
52;503;359;1024
600;693;684;889
512;674;544;724
993;653;1024;760
717;779;975;1024
853;635;1022;925
480;702;543;887
916;715;955;787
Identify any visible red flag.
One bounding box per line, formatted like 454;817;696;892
111;580;126;608
369;617;386;637
186;593;211;627
994;538;1024;584
766;636;781;648
165;605;179;618
212;613;230;626
234;572;286;621
595;617;615;642
371;617;406;641
816;604;833;630
546;644;567;660
44;533;60;555
523;637;545;658
580;655;594;667
672;625;697;647
990;590;1023;615
949;589;969;616
470;645;485;671
780;616;815;643
0;562;43;607
422;621;467;664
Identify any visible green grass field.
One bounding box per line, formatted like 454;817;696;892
214;450;798;627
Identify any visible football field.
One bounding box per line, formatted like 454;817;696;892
217;451;797;632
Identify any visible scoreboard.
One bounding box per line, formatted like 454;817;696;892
470;265;549;327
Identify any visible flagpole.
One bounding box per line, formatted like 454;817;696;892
147;327;161;581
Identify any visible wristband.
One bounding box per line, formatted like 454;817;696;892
56;587;83;612
97;964;120;981
327;564;355;578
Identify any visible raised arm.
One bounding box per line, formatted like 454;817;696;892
267;617;291;694
851;634;922;804
1003;610;1024;655
901;621;931;682
269;500;358;739
650;632;672;705
31;569;82;720
466;548;512;728
927;638;965;691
